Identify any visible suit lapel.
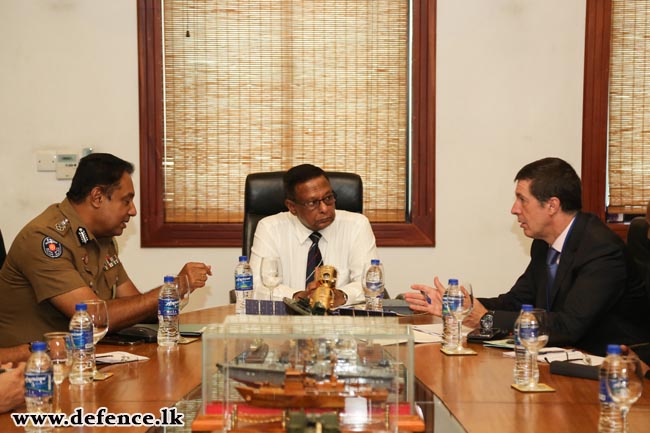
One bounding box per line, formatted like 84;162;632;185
548;213;586;309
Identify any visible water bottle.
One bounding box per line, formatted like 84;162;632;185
512;304;538;386
235;256;253;315
24;341;53;433
598;344;623;433
68;303;95;385
363;259;385;311
442;279;459;350
158;275;180;347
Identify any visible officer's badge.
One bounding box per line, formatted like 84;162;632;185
42;237;63;259
54;218;69;233
77;227;89;245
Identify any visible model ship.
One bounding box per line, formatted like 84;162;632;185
219;339;403;393
235;367;389;409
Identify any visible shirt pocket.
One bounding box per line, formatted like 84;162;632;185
102;267;120;299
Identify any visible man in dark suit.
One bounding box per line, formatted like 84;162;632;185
406;157;650;358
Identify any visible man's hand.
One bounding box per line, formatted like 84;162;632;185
403;276;446;316
404;277;488;328
179;262;212;291
463;298;488;329
621;345;650;378
0;362;25;413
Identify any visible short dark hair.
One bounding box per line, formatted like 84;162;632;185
283;164;329;200
66;153;135;203
515;157;582;212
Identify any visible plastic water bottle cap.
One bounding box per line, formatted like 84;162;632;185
75;303;88;311
31;341;46;352
521;304;533;312
371;259;380;265
606;344;621;355
239;256;248;262
163;275;175;283
448;279;458;285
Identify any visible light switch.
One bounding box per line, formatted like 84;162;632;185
36;150;57;172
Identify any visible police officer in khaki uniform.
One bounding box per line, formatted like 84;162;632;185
0;153;212;352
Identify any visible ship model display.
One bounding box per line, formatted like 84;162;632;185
235;366;389;409
219;338;404;397
193;315;424;432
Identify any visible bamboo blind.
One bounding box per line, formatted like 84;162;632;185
608;0;650;214
161;0;409;224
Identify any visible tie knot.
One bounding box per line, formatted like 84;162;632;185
309;232;322;244
547;247;560;265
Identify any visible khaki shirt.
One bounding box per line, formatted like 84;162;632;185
0;198;130;346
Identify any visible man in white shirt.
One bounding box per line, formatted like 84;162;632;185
250;164;378;307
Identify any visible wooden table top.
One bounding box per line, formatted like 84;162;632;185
1;305;648;432
413;338;650;433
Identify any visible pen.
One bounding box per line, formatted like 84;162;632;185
420;291;432;304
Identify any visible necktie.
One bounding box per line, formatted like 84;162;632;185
546;247;560;310
305;232;323;287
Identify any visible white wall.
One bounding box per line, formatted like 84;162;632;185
0;0;585;311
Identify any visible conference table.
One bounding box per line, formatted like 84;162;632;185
0;305;648;432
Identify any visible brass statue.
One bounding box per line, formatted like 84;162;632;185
310;265;338;314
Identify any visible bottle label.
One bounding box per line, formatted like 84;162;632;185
447;294;463;312
235;274;253;291
442;294;450;316
599;377;613;403
519;324;538;340
71;327;93;349
158;298;180;317
365;281;383;295
25;371;53;398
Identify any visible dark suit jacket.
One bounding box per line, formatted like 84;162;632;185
479;212;650;357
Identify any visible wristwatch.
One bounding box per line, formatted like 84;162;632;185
480;310;495;331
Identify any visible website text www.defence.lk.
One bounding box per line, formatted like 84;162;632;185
11;407;184;428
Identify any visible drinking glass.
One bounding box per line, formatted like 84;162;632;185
83;299;109;379
517;308;549;389
260;257;282;302
84;300;109;344
444;281;475;354
44;331;72;413
175;274;191;310
606;355;644;433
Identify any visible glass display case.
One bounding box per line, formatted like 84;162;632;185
194;315;422;432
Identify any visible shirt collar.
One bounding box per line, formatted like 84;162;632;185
291;213;335;245
550;215;576;254
59;198;97;244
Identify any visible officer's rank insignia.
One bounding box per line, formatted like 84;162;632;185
54;218;69;233
42;237;63;259
103;254;120;271
77;227;90;245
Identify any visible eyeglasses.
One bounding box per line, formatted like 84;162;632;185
291;192;337;210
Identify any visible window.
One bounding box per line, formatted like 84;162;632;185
137;0;435;247
583;0;650;236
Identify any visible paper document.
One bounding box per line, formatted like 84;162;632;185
95;351;149;364
413;323;473;338
502;348;604;366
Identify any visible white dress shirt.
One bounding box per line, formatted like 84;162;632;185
550;216;577;258
250;210;378;304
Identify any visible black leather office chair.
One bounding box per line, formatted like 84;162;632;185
0;229;6;269
627;216;650;303
242;171;363;259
